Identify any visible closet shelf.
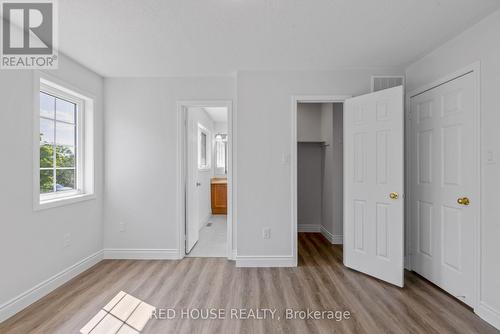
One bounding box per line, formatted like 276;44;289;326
298;141;330;147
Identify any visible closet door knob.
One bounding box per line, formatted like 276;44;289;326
457;197;470;206
389;192;399;200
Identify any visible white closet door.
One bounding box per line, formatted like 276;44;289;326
344;86;404;287
410;72;477;306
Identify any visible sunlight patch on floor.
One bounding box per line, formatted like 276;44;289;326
80;291;155;334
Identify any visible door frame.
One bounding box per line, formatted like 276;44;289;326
291;95;351;266
177;100;234;260
406;62;481;308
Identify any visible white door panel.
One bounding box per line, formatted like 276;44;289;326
410;73;476;306
186;114;200;253
344;85;404;287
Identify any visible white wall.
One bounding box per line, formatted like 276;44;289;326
0;54;104;319
405;9;500;328
104;76;235;251
236;69;403;258
297;142;323;228
320;103;343;240
188;107;215;228
297;103;323;142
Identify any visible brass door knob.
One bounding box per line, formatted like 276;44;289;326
457;197;470;206
389;192;399;200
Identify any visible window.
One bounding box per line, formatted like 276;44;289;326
35;77;94;209
215;133;228;173
198;124;210;170
200;132;207;166
39;91;78;194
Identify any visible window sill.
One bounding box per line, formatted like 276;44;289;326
35;193;96;211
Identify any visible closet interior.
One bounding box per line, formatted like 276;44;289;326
297;102;344;243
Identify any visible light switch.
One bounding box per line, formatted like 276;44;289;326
63;233;71;248
263;228;271;239
281;153;291;165
486;150;496;165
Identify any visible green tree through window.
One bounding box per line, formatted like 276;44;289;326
39;91;77;194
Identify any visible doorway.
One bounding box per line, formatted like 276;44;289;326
292;96;350;270
296;102;344;244
292;88;405;286
177;101;233;259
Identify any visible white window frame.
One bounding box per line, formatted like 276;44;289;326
215;133;228;173
39;85;83;200
215;136;225;168
34;73;95;210
197;123;211;170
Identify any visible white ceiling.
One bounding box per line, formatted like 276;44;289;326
58;0;500;77
204;107;228;123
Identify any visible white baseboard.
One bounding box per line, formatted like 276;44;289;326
476;301;500;330
320;226;343;244
0;250;103;323
236;255;296;267
298;225;343;244
103;248;180;260
298;224;321;232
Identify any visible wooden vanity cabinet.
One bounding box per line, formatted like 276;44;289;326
211;178;227;215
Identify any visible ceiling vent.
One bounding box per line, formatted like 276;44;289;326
371;76;405;92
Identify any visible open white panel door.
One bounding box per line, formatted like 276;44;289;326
186;113;200;253
344;86;404;287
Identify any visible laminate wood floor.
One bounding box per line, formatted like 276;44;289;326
1;233;497;334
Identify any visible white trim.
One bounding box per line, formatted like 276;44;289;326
177;100;234;260
320;226;343;245
476;302;500;330
291;95;351;268
102;249;180;260
405;74;413;272
197;123;211;170
0;250;103;323
37;70;98;101
236;256;295;267
33;71;96;211
227;98;235;261
298;225;344;244
407;63;478;99
298;224;321;232
406;62;481;310
35;193;96;210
